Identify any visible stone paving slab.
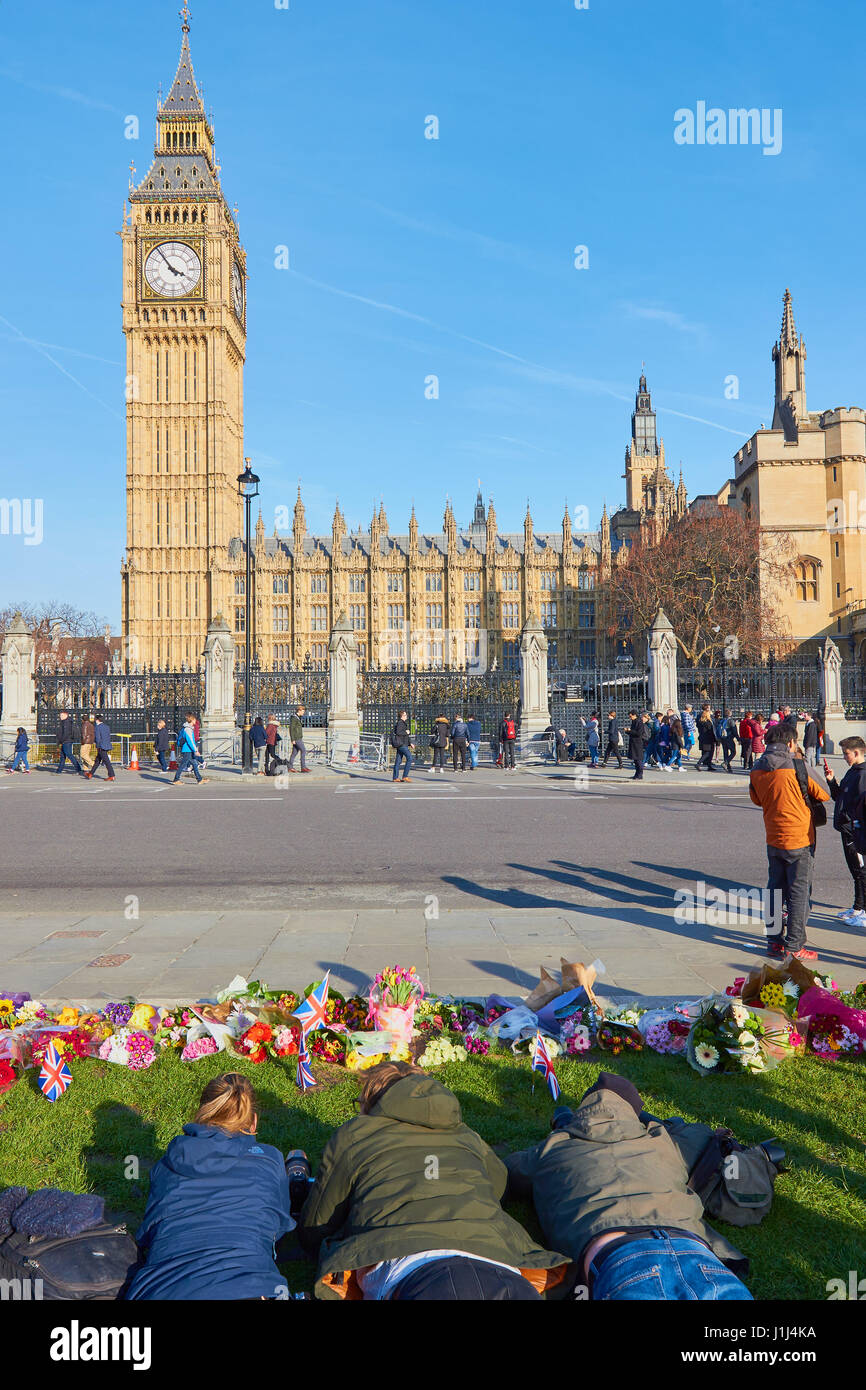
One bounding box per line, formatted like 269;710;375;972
1;904;863;1007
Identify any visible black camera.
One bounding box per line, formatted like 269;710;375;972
285;1149;313;1213
758;1139;787;1172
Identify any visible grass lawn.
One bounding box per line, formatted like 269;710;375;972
1;1049;864;1300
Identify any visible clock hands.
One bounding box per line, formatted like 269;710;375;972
157;246;182;277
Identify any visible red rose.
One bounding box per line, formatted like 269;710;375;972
0;1060;17;1092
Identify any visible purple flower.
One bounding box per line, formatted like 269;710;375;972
105;1002;133;1028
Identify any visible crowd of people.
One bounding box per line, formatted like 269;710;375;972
123;1064;765;1302
388;709;518;780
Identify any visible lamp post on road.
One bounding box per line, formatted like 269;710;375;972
237;459;260;773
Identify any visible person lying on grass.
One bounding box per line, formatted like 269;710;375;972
296;1060;571;1301
125;1072;294;1301
505;1073;753;1302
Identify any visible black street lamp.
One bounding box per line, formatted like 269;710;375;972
237;458;260;773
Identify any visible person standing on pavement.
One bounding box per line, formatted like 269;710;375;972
601;709;623;768
720;709;738;774
7;727;31;774
499;712;517;770
657;715;672;769
627;712;647;781
451;715;469;772
154;719;171;772
79;713;96;773
465;714;482;771
264;717;281;775
749;723;830;960
680;704;697;761
171;719;208;786
288;706;310;773
430;714;449;774
250;716;267;774
825;736;866;930
580;714;601;768
392;710;414;783
695;708;717;772
802;713;819;767
55;710;83;776
86;717;116;781
667;716;685;770
739;711;754;769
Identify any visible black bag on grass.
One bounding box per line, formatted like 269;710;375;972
659;1117;783;1226
0;1222;139;1300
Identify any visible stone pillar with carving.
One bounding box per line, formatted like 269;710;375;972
519;612;550;745
328;612;360;764
0;614;36;759
646;608;679;713
819;636;844;716
200;615;238;758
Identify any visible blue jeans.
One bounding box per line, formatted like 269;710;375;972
588;745;599;766
11;751;30;771
393;746;413;780
174;751;202;783
468;740;480;769
156;751;168;771
57;741;82;774
590;1231;753;1301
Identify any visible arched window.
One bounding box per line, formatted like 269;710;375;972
191;209;197;222
142;309;149;323
742;487;752;518
795;559;818;602
154;208;161;223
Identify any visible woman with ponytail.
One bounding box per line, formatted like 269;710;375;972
126;1073;294;1300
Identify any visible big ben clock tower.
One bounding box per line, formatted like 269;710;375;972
121;4;246;669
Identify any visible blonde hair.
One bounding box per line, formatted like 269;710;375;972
358;1060;425;1115
194;1072;257;1134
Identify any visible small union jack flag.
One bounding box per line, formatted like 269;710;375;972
39;1041;73;1102
531;1030;560;1102
296;1042;316;1093
293;972;330;1038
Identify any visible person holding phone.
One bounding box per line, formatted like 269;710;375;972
824;737;866;929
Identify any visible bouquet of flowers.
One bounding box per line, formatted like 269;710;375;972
644;1017;690;1056
235;1021;273;1064
687;998;770;1075
98;1028;156;1070
368;965;425;1046
808;1014;863;1059
560;1011;593;1056
597;1021;643;1056
417;1037;468;1068
181;1035;218;1062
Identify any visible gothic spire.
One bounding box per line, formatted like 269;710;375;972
162;5;206;115
780;287;799;350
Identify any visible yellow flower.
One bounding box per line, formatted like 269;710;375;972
129;1004;158;1034
56;1007;80;1026
0;1000;14;1017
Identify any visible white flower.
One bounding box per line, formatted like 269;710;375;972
782;979;799;999
730;1004;750;1027
738;1030;757;1048
695;1043;719;1069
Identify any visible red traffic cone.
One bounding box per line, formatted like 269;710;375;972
168;744;178;771
130;745;139;772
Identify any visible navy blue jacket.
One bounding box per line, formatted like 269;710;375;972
126;1124;294;1301
15;731;28;752
94;723;112;751
830;761;866;843
465;718;481;742
250;723;268;748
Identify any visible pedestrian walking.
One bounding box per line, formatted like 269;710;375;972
826;737;866;928
171;718;208;786
657;715;672;769
667;716;685;770
264;717;282;775
601;709;623;769
680;704;697;760
154;719;171;772
580;714;600;767
249;716;267;774
749;723;829;960
720;709;738;773
695;709;716;772
465;714;481;771
750;714;766;759
288;706;310;773
499;711;517;770
739;711;754;769
85;717;116;781
55;711;83;776
7;727;31;774
627;711;649;780
644;711;662;769
430;714;449;774
802;712;819;767
451;715;469;772
79;713;96;773
391;710;414;782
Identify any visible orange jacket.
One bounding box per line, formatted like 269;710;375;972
749;752;829;850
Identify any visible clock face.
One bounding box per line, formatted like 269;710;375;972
144;241;202;298
231;260;244;319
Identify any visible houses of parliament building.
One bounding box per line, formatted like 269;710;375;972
122;12;866;673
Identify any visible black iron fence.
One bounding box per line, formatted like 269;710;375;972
842;665;866;720
236;664;331;728
549;664;650;752
678;656;822;717
360;667;520;761
35;668;204;738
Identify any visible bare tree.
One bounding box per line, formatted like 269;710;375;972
0;602;111;669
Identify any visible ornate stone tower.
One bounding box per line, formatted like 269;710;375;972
771;287;807;442
624;373;662;511
120;4;246;669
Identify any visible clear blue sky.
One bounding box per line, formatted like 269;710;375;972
1;0;863;628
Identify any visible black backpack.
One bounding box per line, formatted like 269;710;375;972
0;1222;139;1300
793;756;827;828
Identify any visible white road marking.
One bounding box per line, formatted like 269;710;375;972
399;793;608;801
75;795;285;803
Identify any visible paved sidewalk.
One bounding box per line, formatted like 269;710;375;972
1;901;862;1009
